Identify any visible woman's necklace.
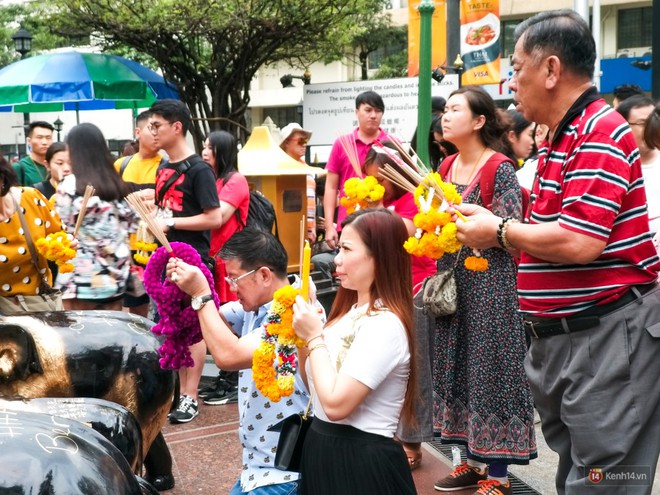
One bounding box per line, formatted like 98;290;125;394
452;147;488;185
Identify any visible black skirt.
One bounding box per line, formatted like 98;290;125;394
299;418;417;495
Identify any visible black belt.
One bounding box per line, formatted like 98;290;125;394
523;283;657;339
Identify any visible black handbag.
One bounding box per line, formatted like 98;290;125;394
268;394;313;472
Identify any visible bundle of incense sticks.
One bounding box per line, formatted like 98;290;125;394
72;184;96;237
386;136;431;174
126;192;172;253
338;134;362;178
373;143;461;215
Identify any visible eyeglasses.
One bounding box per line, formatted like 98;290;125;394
147;121;172;134
224;267;272;289
224;269;257;289
297;138;309;146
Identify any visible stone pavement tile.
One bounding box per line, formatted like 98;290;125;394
414;443;474;495
160;400;469;494
162;402;242;494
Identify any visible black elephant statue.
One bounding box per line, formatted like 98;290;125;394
0;407;156;494
0;311;177;490
1;396;144;472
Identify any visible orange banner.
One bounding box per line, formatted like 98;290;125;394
408;1;447;77
459;0;501;85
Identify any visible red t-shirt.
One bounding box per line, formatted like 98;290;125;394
385;192;437;291
325;128;389;228
211;173;250;303
518;91;660;317
210;173;249;255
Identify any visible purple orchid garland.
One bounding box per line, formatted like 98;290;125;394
144;242;219;369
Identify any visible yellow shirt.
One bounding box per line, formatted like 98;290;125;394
0;187;64;296
113;153;164;185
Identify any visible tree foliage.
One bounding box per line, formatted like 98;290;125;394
48;0;388;146
0;3;82;69
349;12;402;80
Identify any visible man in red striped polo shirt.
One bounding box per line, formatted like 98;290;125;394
453;10;660;495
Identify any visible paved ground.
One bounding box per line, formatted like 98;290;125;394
157;362;658;495
161;399;465;495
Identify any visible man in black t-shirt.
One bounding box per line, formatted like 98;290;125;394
150;99;222;425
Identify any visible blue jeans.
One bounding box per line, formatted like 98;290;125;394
229;480;298;495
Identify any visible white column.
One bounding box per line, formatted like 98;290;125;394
593;0;601;90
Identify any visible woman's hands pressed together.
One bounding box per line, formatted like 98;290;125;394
292;295;324;343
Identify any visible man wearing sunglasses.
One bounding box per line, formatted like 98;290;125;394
166;227;324;495
279;122;317;244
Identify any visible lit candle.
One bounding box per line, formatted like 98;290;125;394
301;240;311;300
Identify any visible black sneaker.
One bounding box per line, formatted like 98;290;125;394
169;395;199;424
203;387;238;405
434;462;488;491
198;370;238;399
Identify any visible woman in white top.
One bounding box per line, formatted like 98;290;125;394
292;207;417;495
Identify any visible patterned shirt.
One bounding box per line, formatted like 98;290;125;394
221;298;309;492
518;88;660;317
0;187;63;296
54;175;136;301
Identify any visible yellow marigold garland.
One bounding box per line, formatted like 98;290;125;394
405;172;488;271
35;231;76;273
252;285;306;402
133;220;158;265
340;176;385;215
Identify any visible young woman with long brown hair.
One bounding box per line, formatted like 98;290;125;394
292;207;417;495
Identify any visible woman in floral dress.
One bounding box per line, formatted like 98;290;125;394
54;123;135;310
432;87;536;495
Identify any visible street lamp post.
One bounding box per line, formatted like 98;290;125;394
417;0;435;168
12;27;33;148
439;54;465;88
53;117;64;142
280;69;312;87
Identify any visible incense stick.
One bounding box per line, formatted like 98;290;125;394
379;164;468;221
338;134;363;178
387;136;429;174
126;192;172;253
72;185;96;237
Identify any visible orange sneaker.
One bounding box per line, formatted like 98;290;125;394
434;462;488;491
473;479;512;495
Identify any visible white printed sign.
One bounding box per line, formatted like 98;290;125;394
303;76;458;147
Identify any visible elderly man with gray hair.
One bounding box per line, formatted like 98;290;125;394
453;10;660;495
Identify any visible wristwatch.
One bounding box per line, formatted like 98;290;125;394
191;294;213;311
165;218;176;230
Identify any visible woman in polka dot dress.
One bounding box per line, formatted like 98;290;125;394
0;154;64;304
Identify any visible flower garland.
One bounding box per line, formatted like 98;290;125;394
144;241;219;369
403;172;488;271
340;176;385;215
133;220;158;265
35;232;76;273
252;285;305;402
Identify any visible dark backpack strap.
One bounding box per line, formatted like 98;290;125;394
478;152;515;210
438;154;458;180
119;154;133;178
155;159;193;206
157;154;169;170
